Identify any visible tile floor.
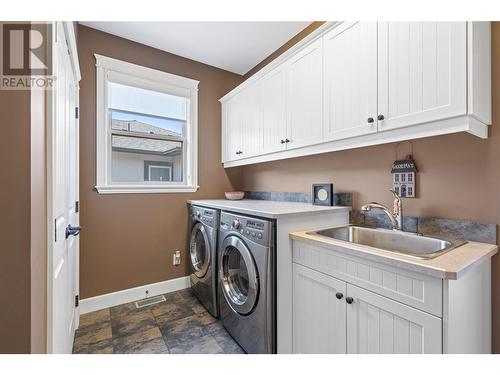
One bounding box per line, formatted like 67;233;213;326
72;289;245;354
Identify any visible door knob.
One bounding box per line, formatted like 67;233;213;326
367;117;374;123
65;225;81;239
346;297;354;304
335;292;343;300
377;114;385;121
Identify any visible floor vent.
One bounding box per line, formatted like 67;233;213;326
135;295;166;308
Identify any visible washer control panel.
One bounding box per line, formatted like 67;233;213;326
190;205;219;229
220;212;273;246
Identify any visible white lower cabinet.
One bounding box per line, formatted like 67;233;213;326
346;284;442;354
291;239;492;354
292;263;441;354
292;264;347;354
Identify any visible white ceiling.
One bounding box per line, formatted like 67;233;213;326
79;22;311;75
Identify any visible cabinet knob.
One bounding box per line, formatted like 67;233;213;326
377;114;385;121
280;139;285;144
367;117;374;123
346;297;354;304
335;292;343;300
285;138;290;143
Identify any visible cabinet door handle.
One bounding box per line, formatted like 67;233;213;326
367;117;374;123
335;292;343;300
280;139;285;144
285;138;290;143
346;297;354;304
377;114;385;121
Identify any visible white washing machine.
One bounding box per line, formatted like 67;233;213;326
187;204;219;317
218;211;276;354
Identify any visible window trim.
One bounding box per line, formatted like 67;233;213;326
95;54;199;194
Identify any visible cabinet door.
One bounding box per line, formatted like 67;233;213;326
286;38;323;149
323;22;378;141
378;22;467;131
239;82;262;158
292;263;347;354
346;284;442;354
261;66;287;154
223;95;242;162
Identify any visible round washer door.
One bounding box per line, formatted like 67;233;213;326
220;235;259;315
189;222;211;278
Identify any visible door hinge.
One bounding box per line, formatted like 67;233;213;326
75;295;79;308
75;200;79;213
75;107;79;119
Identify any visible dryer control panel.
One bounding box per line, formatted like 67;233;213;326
220;212;274;247
189;205;219;229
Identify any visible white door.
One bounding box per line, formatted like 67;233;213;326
346;284;442;354
223;95;243;162
261;66;287;154
377;22;467;131
286;38;323;149
49;22;80;354
323;22;378;141
292;264;347;354
239;82;262;158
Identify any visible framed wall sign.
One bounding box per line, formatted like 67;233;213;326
312;183;334;206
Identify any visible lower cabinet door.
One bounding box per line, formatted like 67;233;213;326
346;284;442;354
292;263;347;353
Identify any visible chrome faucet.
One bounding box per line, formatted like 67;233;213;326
360;190;403;231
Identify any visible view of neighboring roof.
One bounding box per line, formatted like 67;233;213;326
111;119;182;156
112;119;182;137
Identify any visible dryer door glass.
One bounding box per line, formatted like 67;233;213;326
221;236;259;315
190;223;211;278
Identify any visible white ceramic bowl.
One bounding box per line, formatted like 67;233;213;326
225;191;245;200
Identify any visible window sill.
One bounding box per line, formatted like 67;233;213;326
95;185;200;194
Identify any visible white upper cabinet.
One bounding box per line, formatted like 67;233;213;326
261;66;287;154
220;22;490;168
222;94;243;162
323;22;378;141
222;82;262;162
377;22;467;131
286;38;323;149
239;81;262;158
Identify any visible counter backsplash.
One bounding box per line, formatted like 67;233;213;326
244;190;497;245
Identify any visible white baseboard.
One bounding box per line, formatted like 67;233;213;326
80;276;191;314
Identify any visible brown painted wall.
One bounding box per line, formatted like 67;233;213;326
238;22;500;352
77;25;244;299
0;88;31;353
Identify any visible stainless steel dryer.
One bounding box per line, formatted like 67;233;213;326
188;204;219;317
218;211;275;354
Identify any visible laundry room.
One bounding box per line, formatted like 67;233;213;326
2;2;500;375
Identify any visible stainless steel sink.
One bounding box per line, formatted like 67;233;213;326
308;225;466;259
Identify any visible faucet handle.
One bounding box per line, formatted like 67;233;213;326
389;189;399;199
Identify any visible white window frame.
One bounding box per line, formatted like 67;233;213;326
95;54;199;194
148;165;172;182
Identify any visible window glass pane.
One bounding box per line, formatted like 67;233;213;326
111;135;183;182
108;82;187;120
111;110;183;137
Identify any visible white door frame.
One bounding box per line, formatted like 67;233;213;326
46;21;81;353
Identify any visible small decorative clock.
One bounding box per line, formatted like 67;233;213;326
312;183;334;206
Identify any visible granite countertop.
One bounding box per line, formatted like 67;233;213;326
290;228;498;279
187;199;351;219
